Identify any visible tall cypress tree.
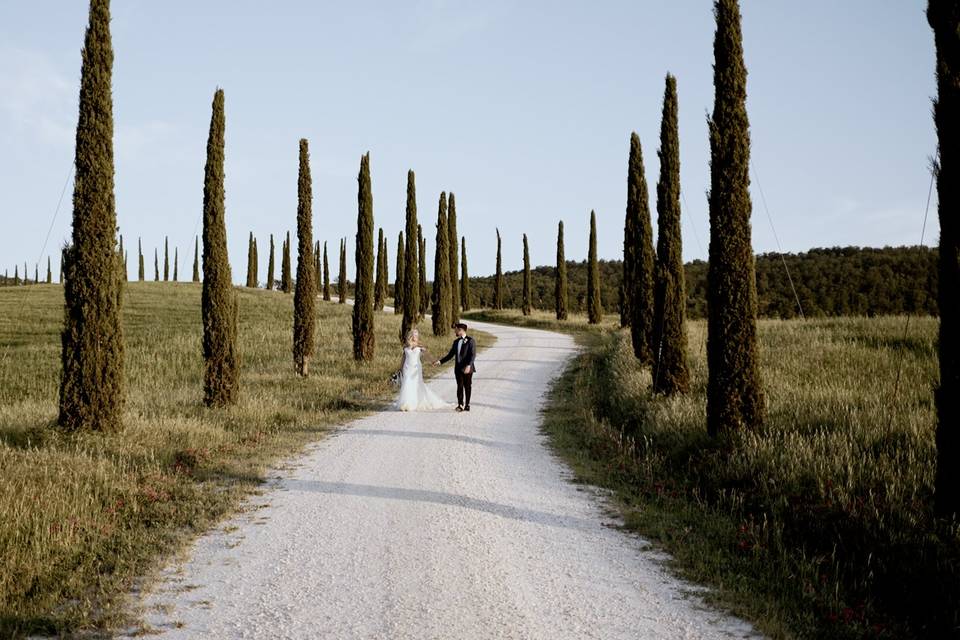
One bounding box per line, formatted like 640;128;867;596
154;248;159;281
353;152;376;360
192;235;200;282
314;240;321;295
494;228;504;310
34;265;39;285
266;234;275;290
395;231;405;314
322;241;331;301
374;228;386;311
47;256;52;284
401;170;419;341
173;247;178;281
418;227;428;319
448;192;460;322
628;133;657;364
163;236;169;281
246;232;255;287
522;234;532;315
587;211;602;324
338;237;347;304
119;234;126;281
200;88;239;407
59;0;124;432
281;231;292;293
253;237;258;286
461;236;471;312
706;0;764;435
138;237;144;281
431;192;451;336
653;74;690;395
930;0;960;518
13;265;18;286
556;221;568;320
293;138;316;376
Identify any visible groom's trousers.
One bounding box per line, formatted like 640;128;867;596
455;368;473;407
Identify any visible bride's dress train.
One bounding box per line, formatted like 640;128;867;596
396;347;447;411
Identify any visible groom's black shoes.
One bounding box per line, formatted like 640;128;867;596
464;405;471;412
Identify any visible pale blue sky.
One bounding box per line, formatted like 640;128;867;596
0;1;938;282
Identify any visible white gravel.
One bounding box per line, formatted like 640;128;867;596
126;320;762;639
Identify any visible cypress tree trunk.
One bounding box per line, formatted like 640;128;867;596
338;237;347;304
448;192;460;322
322;241;331;301
653;74;691;395
173;247;178;281
192;235;200;282
431;192;451;336
266;234;275;290
353;152;376;360
281;231;292;293
522;234;532;316
556;221;568;320
47;256;52;284
706;0;764;435
138;237;144;281
293;139;316;376
461;236;471;312
587;211;602;324
200;88;239;407
494;228;504;310
163;236;169;281
154;248;159;281
374;227;386;311
401;171;419;342
246;232;255;287
628;133;656;364
930;0;960;518
395;232;405;314
418;226;428;320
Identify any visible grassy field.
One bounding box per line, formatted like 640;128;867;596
470;309;956;639
0;282;489;637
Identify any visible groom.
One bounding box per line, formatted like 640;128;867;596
434;323;476;412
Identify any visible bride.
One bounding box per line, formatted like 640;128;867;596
395;328;448;411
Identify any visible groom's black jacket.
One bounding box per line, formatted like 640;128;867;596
439;335;476;372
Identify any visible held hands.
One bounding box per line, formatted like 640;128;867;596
432;360;441;367
463;365;472;374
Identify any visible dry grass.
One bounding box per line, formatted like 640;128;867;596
0;282;489;637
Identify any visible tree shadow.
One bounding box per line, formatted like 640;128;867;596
336;427;518;450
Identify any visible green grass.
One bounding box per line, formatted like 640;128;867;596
0;282;491;637
527;312;957;639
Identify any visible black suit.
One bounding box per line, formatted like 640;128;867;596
440;335;476;407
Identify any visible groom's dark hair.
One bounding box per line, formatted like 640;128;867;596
455;323;468;330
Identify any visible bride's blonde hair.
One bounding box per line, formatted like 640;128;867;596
404;328;420;347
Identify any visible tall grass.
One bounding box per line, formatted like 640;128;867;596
537;313;958;639
0;282;486;637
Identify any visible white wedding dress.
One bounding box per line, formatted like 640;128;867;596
396;346;448;411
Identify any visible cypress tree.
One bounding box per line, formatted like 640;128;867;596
374;228;386;311
253;237;258;286
35;265;39;286
25;261;29;285
60;248;64;283
322;241;331;301
173;247;178;281
930;0;960;518
13;265;18;286
338;237;347;304
628;133;657;364
138;237;144;281
192;235;200;282
200;88;239;407
556;221;568;320
431;192;451;336
281;231;292;293
154;249;159;281
353;152;376;360
522;234;532;315
267;233;276;291
119;234;126;281
246;232;255;287
401;170;419;342
163;236;169;281
418;227;428;319
395;232;405;314
706;0;764;435
47;256;52;284
461;236;471;312
293;138;316;376
494;228;504;310
587;211;602;324
653;73;690;396
448;192;460;322
314;240;321;296
58;0;124;432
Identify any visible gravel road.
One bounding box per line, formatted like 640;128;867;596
127;320;762;639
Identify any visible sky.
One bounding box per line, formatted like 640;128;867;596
0;1;939;283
